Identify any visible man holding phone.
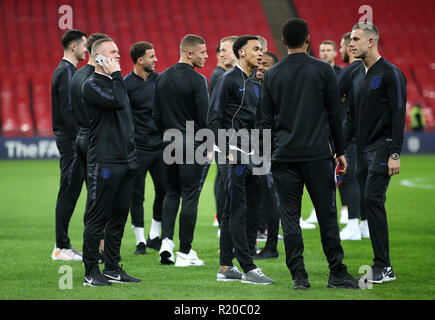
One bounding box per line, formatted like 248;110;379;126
82;39;140;286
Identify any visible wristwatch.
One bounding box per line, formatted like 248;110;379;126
390;153;400;160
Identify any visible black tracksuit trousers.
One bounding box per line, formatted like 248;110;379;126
357;149;391;268
83;163;136;275
161;162;209;254
214;164;226;226
339;142;365;220
272;158;347;279
55;139;85;249
245;173;281;254
130;149;167;228
220;163;258;273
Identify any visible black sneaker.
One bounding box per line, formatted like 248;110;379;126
103;266;141;284
327;272;360;289
83;268;111;287
294;276;310;290
253;247;279;260
134;242;147;255
146;235;162;251
369;266;396;284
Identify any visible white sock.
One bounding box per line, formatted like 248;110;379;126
149;219;162;240
360;219;368;229
348;218;359;229
132;226;146;245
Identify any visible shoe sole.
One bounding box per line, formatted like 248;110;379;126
217;277;242;282
241;280;273;285
368;276;396;284
107;280;141;284
83;282;111;287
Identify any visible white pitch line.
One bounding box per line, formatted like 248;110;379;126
400;177;435;190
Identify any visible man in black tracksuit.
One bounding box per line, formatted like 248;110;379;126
51;29;87;261
209;36;238;230
82;39;140;286
262;19;359;290
71;33;111;263
344;23;406;284
124;41;167;254
336;32;366;240
208;35;273;285
153;34;210;267
71;33;111;184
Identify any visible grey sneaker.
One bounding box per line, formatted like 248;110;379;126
217;266;243;282
241;268;274;285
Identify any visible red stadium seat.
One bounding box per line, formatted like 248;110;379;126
0;79;19;136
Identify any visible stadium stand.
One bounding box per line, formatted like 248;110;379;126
0;0;276;136
292;0;435;131
0;0;433;135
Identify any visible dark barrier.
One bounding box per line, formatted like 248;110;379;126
402;132;435;154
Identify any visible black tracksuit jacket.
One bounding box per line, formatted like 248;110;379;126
262;52;344;162
82;71;136;165
343;57;406;155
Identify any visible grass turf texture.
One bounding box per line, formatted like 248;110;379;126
0;155;434;300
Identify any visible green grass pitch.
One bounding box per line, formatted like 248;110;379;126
0;155;434;300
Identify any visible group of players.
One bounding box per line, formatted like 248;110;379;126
50;17;406;290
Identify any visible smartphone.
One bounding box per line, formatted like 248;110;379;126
95;53;107;67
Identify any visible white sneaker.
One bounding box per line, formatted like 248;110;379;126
340;207;349;224
175;249;205;267
159;238;175;264
360;220;370;238
51;245;82;261
340;224;362;240
305;209;318;223
217;228;221;238
300;218;316;229
213;214;219;227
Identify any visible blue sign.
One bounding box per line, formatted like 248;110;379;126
0;137;60;159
